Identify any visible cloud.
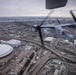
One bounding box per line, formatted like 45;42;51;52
0;0;75;17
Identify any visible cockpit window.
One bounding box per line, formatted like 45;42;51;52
62;30;71;35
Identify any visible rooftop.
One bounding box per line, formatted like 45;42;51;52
0;44;13;58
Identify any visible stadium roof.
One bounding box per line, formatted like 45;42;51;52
0;44;13;58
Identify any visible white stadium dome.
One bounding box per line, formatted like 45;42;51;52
1;39;21;47
0;44;13;58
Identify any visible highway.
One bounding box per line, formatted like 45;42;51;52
28;52;51;75
1;35;76;75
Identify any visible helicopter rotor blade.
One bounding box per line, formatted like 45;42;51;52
37;10;54;48
31;10;54;48
39;10;54;27
70;10;76;22
37;26;44;48
57;18;61;24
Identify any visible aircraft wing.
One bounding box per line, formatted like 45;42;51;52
41;24;56;28
41;24;64;32
41;22;76;28
58;23;76;27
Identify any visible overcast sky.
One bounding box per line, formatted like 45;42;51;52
0;0;76;17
